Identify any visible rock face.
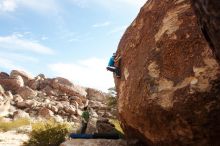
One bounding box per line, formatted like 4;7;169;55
190;0;220;61
116;0;220;145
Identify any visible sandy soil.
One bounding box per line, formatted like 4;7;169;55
60;139;127;146
0;131;29;146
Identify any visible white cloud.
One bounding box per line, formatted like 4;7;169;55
68;38;80;42
41;36;48;41
61;32;92;43
92;21;111;28
69;0;147;9
0;57;33;76
0;0;17;12
0;35;54;54
117;0;147;6
69;0;88;8
107;25;127;35
13;32;24;38
49;58;114;91
96;0;147;8
0;0;59;13
19;0;59;13
0;52;37;75
0;0;148;14
0;52;39;63
0;57;24;71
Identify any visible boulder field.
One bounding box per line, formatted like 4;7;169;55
116;0;220;145
0;70;114;124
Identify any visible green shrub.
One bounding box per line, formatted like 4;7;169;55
81;111;90;122
107;87;118;107
0;118;30;132
23;120;70;146
107;96;117;107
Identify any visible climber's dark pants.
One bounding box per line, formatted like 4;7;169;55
80;121;88;134
106;66;120;77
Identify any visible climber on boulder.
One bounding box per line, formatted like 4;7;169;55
106;53;121;78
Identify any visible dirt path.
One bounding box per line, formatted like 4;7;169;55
60;139;127;146
0;131;29;146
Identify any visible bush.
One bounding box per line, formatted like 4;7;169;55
109;119;124;134
0;118;30;132
23;120;70;146
81;111;90;122
107;87;118;107
107;96;117;107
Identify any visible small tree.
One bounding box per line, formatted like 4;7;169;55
108;87;117;97
107;87;117;107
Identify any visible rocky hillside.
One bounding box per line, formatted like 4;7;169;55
115;0;220;145
0;70;116;131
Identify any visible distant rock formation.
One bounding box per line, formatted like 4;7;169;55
116;0;220;145
191;0;220;61
0;70;113;126
86;88;109;103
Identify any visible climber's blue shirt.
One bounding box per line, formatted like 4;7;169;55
108;56;115;67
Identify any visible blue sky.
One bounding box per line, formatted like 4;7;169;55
0;0;147;91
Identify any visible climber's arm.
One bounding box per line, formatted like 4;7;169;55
114;56;121;63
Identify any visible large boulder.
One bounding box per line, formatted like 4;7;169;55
72;84;87;97
17;86;37;99
96;119;117;134
0;85;5;94
0;76;24;93
0;72;9;79
28;78;51;90
0;99;11;116
4;91;13;100
86;88;108;102
190;0;220;61
13;94;24;103
13;110;30;120
38;107;54;119
16;101;30;109
116;0;220;145
64;105;76;115
85;117;98;134
54;77;73;86
10;70;33;84
51;79;87;99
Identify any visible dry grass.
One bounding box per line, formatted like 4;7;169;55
109;119;124;134
0;118;30;132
